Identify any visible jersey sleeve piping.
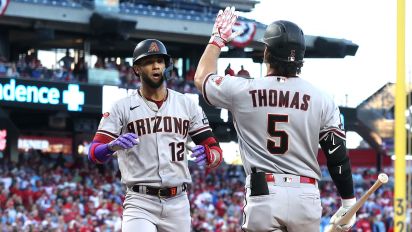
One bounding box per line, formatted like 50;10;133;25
189;125;212;137
319;128;346;141
202;73;216;106
96;130;118;140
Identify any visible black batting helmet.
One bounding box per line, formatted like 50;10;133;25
262;20;305;62
132;39;174;80
133;39;171;65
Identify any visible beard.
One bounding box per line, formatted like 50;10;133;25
140;72;164;89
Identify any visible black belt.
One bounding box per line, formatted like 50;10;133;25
131;184;187;198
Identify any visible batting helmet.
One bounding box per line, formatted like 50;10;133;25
133;39;171;64
262;20;305;62
132;39;173;80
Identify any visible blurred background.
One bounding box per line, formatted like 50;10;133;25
0;0;410;231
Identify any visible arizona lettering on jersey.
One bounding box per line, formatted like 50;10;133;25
127;116;190;137
95;89;211;187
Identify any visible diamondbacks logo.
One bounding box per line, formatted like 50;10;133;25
211;75;226;86
102;112;110;118
148;42;160;52
202;111;209;125
288;50;296;62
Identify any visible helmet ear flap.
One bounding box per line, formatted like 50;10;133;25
163;58;174;81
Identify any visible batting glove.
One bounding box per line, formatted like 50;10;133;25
326;198;356;232
190;145;222;169
107;133;139;152
209;6;242;48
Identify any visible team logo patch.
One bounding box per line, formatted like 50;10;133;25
102;112;110;118
148;42;160;52
202;111;209;125
288;49;296;62
211;75;226;86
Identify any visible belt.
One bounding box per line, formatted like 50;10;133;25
131;184;187;198
265;173;316;185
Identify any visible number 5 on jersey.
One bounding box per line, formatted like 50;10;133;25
267;114;288;155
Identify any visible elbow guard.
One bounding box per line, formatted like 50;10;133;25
319;131;354;199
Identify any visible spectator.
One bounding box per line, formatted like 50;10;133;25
73;58;87;82
94;57;104;69
224;63;235;76
186;65;196;82
0;57;8;77
372;214;386;232
171;58;180;79
6;63;19;78
356;214;372;232
236;65;250;77
59;51;75;71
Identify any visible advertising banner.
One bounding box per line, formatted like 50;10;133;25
0;78;102;113
18;135;72;154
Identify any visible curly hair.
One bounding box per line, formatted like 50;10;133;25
264;49;304;77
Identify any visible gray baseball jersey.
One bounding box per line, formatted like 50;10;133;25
96;89;211;187
203;74;344;180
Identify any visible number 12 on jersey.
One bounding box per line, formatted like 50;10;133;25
267;114;289;155
169;142;185;161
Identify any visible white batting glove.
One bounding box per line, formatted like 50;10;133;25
326;198;356;232
209;6;242;48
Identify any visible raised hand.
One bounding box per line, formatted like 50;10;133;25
209;6;241;48
108;133;139;152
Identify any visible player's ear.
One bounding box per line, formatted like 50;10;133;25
133;64;140;77
263;47;268;62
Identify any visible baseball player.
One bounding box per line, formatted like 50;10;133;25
194;7;356;232
88;39;223;232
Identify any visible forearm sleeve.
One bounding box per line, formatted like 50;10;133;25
88;142;114;164
319;132;354;199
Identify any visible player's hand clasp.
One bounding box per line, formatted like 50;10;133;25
108;133;139;152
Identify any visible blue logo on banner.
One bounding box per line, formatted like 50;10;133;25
63;84;84;111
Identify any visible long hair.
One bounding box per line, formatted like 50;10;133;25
264;49;304;77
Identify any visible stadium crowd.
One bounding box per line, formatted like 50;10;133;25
0;54;200;94
0;150;397;232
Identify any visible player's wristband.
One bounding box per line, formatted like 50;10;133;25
208;36;226;49
341;197;356;207
89;143;114;164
